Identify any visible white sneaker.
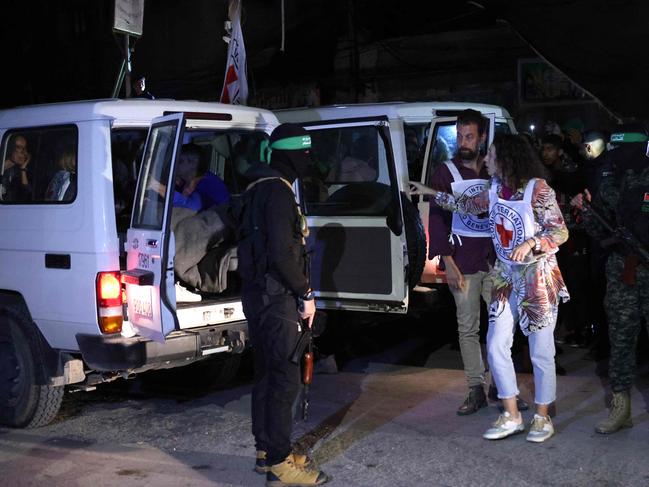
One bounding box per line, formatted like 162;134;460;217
483;412;525;440
175;282;202;302
526;414;554;443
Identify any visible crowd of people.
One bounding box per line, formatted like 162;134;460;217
234;115;649;486
411;110;649;444
5;102;643;485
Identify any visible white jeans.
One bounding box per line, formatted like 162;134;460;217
487;292;557;405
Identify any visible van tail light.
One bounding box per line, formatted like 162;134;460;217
96;271;123;334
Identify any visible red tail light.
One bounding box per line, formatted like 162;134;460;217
96;271;123;334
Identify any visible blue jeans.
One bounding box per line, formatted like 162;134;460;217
487;292;557;405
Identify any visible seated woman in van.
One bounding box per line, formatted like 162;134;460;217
45;148;76;201
3;134;34;202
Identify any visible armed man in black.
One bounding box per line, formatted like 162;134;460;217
238;123;329;486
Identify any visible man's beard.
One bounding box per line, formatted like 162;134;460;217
458;147;478;161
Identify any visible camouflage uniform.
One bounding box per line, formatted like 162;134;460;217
581;166;649;393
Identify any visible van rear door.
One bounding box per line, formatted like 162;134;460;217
123;113;185;342
301;116;408;313
418;114;495;284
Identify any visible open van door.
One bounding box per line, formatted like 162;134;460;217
301;117;408;313
418;114;495;284
123;113;185;342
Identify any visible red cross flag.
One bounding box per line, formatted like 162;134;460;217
220;0;248;105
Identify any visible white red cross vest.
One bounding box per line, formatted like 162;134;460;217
445;161;490;239
488;178;538;265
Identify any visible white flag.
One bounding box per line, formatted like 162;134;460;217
220;0;248;105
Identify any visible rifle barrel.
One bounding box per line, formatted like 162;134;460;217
583;199;649;263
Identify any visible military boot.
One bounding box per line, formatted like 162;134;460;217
266;454;330;486
457;385;487;415
256;450;312;474
595;391;633;434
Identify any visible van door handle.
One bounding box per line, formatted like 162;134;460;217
45;254;71;269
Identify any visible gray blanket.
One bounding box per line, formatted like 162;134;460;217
171;207;236;293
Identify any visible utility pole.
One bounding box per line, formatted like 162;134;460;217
111;0;144;98
347;0;360;102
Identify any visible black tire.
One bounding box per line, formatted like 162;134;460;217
0;310;64;428
401;193;426;289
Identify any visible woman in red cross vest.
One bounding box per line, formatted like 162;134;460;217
411;133;569;443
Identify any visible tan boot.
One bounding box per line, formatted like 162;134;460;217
266;454;330;486
255;450;312;474
595;391;633;434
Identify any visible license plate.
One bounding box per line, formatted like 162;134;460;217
128;285;153;322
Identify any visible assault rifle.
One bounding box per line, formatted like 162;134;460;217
582;197;649;264
290;320;314;421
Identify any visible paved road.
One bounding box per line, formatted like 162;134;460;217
1;324;648;487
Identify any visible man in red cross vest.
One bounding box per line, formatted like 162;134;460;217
427;110;496;415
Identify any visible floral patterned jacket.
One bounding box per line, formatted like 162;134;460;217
435;177;570;335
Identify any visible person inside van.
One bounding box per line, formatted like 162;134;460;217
150;143;231;212
148;143;230;213
177;143;230;210
2;134;33;202
326;135;377;182
45;148;77;201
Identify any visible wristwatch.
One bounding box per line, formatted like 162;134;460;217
301;289;315;301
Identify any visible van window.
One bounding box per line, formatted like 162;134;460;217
424;121;457;184
131;125;269;230
304;125;393;216
495;122;511;134
0;126;78;204
112;129;147;232
424;120;495;185
186;129;268;194
403;123;428;182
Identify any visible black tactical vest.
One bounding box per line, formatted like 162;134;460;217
616;170;649;247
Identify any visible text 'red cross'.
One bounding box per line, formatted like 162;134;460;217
496;217;513;247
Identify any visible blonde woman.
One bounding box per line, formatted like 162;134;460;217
45;148;76;201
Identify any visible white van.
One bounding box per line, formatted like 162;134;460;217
276;101;517;285
0;98;427;428
0;99;278;428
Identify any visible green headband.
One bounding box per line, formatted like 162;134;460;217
610;132;648;143
260;135;311;163
270;135;312;151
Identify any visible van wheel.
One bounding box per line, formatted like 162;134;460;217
0;311;64;428
401;194;426;288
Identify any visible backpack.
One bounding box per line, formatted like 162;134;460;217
230;177;294;286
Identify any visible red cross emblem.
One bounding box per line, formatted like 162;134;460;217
496;217;513;247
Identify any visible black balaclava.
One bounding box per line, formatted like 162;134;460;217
267;123;312;183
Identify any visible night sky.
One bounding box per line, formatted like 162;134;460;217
2;1;649;121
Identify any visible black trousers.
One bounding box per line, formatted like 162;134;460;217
243;284;301;466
